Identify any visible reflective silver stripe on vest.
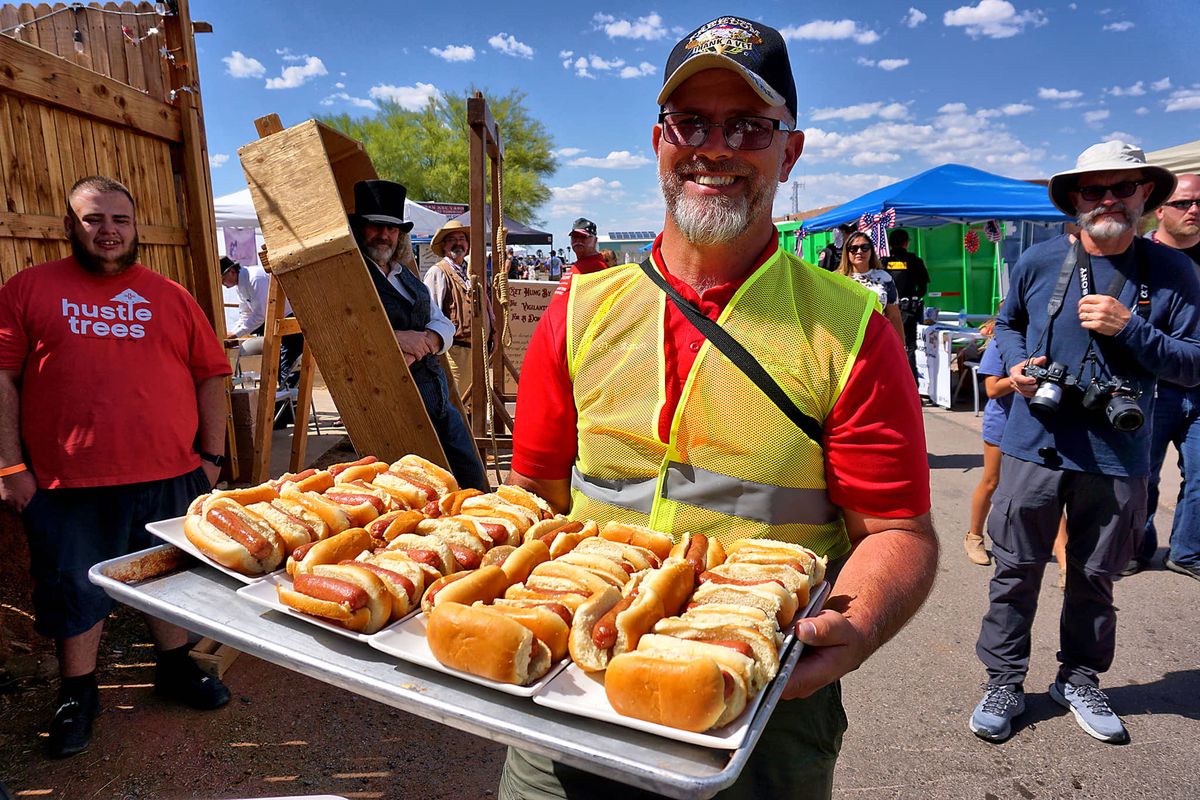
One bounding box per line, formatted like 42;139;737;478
574;463;839;526
662;462;839;526
571;467;656;514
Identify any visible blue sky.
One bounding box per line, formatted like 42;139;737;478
196;1;1198;250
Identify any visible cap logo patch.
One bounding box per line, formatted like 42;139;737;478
685;18;762;58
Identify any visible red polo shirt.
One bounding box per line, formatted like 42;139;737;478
512;235;930;519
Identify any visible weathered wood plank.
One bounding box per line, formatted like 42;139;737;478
0;211;187;245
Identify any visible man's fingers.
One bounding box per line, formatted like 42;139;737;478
795;609;854;646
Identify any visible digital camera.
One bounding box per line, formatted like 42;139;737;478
1081;377;1144;432
1023;362;1078;419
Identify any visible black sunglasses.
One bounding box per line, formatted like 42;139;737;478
658;112;790;151
846;243;873;253
1075;180;1146;202
1163;199;1200;211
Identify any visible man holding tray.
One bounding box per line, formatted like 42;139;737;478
506;16;937;799
0;176;234;758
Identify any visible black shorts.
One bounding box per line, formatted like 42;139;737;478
22;468;210;639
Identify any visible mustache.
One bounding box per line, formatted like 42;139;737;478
673;156;754;179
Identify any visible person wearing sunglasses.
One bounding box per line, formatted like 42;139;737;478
837;231;906;344
1132;174;1200;583
972;143;1200;747
505;16;935;799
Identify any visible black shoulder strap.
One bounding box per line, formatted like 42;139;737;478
638;260;825;446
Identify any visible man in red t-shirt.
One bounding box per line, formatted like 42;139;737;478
0;176;233;758
502;16;937;800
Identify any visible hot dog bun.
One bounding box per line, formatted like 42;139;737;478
494;484;556;520
723;539;827;587
689;579;798;627
286;527;372;577
184;498;285;575
365;509;426;545
421;565;510;614
279;484;352;536
426;602;551;685
277;563;391;633
599;522;674;561
701;561;811;608
186;484;279;516
473;601;570;661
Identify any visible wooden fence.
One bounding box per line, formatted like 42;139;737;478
0;0;222;329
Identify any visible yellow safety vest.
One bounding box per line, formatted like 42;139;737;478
566;248;877;559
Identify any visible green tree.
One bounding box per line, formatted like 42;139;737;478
319;88;556;225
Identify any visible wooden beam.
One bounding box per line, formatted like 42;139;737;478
468;97;488;437
289;349;317;473
0;212;187;245
0;32;182;142
255;113;284;138
192;21;214;34
252;277;287;483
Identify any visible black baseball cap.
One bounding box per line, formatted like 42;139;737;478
657;17;797;122
570;217;597;236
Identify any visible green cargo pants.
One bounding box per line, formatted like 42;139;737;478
499;681;847;800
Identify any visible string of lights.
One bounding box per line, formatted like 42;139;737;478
0;2;174;38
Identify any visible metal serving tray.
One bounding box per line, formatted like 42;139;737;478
89;545;817;799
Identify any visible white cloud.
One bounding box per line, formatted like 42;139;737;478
780;19;880;45
570;54;626;79
489;33;533;59
1165;87;1200;112
264;56;327;90
429;44;476;62
559;50;574;59
903;8;928;27
593;12;667;40
943;0;1047;39
788;173;899;212
548;177;624;217
619;62;656;79
554;147;584;158
569;151;652;169
320;92;379;111
368;82;442;111
1001;103;1034;115
1102;21;1134;32
1083;109;1110;124
1038;87;1082;100
878;58;909;71
851;151;902;165
1135;106;1150;116
811;101;909;122
856;57;876;67
1106;81;1144;97
209;153;229;168
1103;130;1140;145
222;51;265;79
334;81;345;89
939;102;969;114
275;47;305;62
1151;77;1171;92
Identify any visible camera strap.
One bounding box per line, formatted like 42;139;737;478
637;259;825;446
1076;237;1152;320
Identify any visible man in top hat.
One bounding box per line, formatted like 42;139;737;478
425;218;488;395
351;180;487;491
504;16;934;798
970;142;1200;746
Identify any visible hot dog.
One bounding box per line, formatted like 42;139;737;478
276;563;392;634
669;533;726;584
426;602;552;685
330;456;388;485
273;469;335;495
286;527;372;577
689;578;798;627
700;561;811;608
494;484;557;520
184;497;285;575
599;522;675;561
321;482;391;527
278;484;352;536
420;565;511;614
523;518;599;557
723;539;828;587
186;483;279;516
358;550;427;610
365;509;426;546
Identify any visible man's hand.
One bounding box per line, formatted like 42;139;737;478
1078;294;1131;336
1009;355;1045;398
200;461;220;488
394;330;436;366
223;337;241;349
0;470;37;512
783;609;870;699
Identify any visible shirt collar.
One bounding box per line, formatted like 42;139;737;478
649;230;780;307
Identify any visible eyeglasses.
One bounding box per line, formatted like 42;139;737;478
1163;199;1200;211
1075;180;1146;202
846;244;873;254
658;112;790;151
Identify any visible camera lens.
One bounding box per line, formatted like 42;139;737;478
1106;395;1144;432
1081;381;1109;412
1029;381;1063;419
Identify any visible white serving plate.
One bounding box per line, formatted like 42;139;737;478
368;612;570;697
146;515;283;585
235;572;410;643
532;581;831;750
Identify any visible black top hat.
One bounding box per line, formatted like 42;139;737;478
351;180;415;232
219;255;240;274
658;17;797;122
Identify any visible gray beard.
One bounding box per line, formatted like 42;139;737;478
660;158;778;246
1078;201;1142;242
365;241;396;266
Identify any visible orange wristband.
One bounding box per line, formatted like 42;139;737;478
0;463;28;477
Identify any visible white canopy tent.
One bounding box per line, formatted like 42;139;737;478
213;188;450;240
1148;139;1200;175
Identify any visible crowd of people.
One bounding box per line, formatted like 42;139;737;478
1;11;1198;800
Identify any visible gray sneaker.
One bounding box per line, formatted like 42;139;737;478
1049;681;1129;743
970;683;1025;742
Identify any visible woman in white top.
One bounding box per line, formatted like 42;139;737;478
837;230;905;343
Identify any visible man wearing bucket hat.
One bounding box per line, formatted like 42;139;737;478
350;180;486;491
970;142;1200;746
425;218;486;395
504;16;935;799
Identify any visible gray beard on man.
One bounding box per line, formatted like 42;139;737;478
70;229;139;275
364;240;397;267
1078;200;1143;242
660;156;779;246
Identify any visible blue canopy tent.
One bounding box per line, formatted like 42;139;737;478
798;164;1070;315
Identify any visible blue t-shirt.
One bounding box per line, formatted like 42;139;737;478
978;342;1013;446
995;234;1200;477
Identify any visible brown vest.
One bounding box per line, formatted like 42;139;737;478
436;258;474;346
